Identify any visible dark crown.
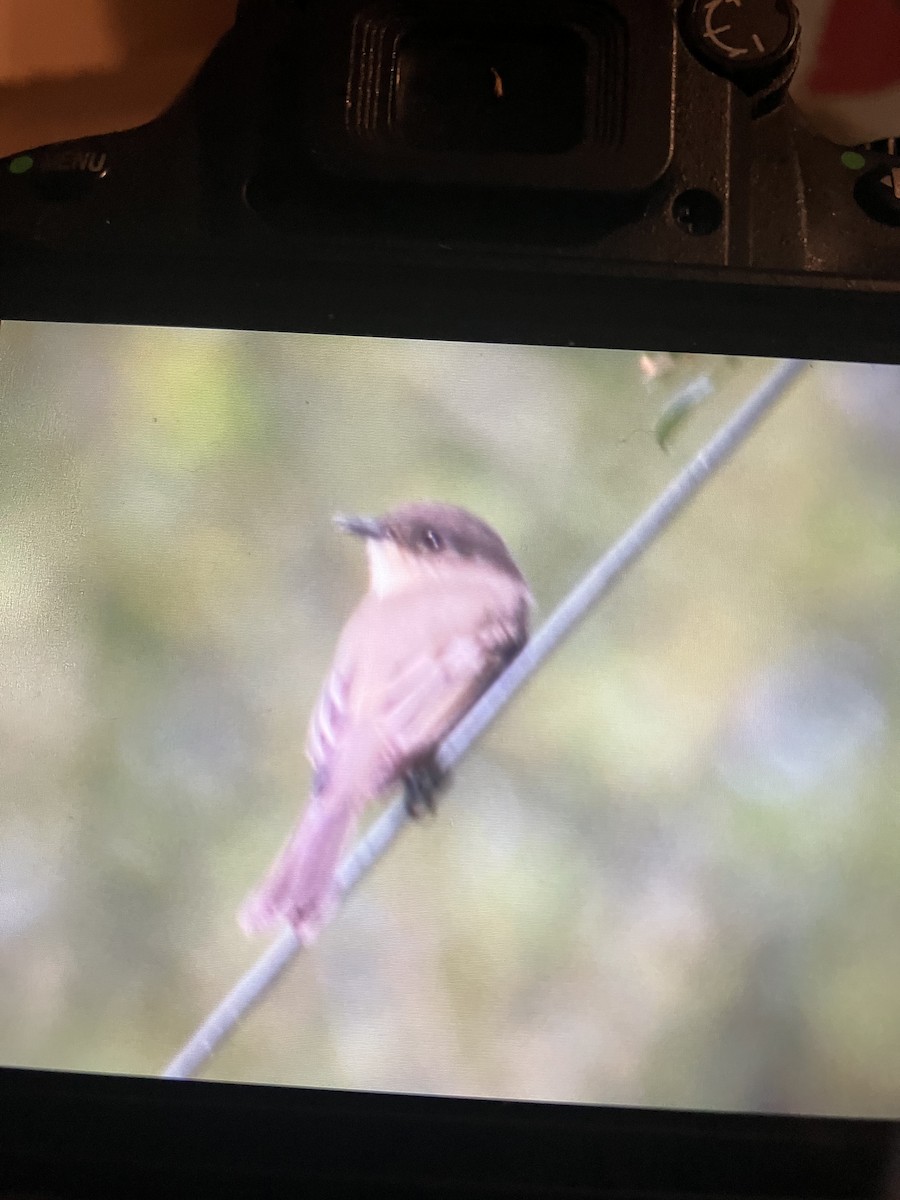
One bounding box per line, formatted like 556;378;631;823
378;502;524;579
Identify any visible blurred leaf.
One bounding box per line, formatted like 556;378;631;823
654;376;715;450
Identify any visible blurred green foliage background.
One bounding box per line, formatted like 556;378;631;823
1;322;899;1117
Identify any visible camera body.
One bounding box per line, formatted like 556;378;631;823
1;0;899;358
1;6;900;1198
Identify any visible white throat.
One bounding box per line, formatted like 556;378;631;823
366;541;460;597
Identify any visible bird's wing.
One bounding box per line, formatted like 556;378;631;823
306;585;527;798
305;665;352;797
243;588;527;935
374;599;527;766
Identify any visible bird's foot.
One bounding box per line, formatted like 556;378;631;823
403;759;446;819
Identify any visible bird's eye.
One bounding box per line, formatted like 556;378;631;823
422;529;443;552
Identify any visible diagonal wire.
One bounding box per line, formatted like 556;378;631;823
162;357;807;1080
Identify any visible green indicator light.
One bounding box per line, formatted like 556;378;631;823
841;150;866;171
8;154;34;175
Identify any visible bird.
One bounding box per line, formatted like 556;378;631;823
239;501;532;939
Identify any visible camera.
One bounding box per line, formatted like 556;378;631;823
3;3;900;1199
1;0;899;361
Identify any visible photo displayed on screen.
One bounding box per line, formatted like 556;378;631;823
1;322;898;1118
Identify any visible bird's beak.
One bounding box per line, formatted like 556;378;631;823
333;513;384;539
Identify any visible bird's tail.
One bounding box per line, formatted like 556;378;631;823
239;794;359;938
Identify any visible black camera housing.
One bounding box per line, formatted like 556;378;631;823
2;3;900;1198
1;1066;898;1200
0;0;898;362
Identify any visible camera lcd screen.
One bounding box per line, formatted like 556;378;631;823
1;321;898;1118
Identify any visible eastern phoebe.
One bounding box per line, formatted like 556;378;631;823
240;502;532;937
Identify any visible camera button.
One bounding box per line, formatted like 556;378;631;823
29;144;109;202
854;165;900;227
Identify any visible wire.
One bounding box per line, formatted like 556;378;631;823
162;357;807;1080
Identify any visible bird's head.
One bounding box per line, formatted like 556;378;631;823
334;502;525;595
